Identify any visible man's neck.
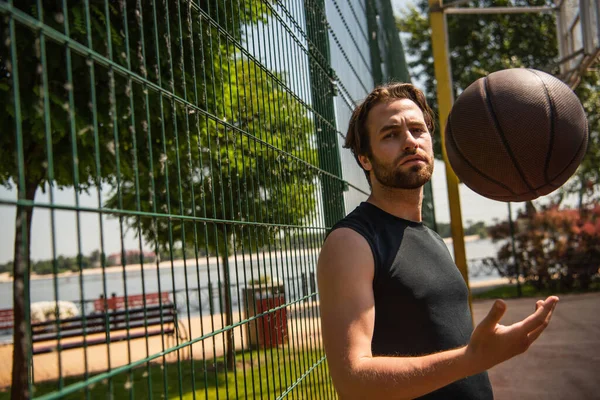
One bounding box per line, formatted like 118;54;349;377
367;182;423;222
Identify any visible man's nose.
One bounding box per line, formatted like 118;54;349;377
402;131;419;152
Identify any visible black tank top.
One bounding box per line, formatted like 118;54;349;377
331;202;493;399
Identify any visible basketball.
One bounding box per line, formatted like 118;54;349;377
445;68;588;202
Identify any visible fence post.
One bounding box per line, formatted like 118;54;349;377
304;0;346;230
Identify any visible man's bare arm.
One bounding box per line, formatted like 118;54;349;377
317;228;558;399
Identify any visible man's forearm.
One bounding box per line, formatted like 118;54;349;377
336;346;479;400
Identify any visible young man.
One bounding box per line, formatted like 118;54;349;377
317;83;558;399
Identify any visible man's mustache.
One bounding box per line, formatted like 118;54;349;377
395;150;431;166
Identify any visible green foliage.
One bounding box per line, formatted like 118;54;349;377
0;262;12;275
436;220;488;238
465;221;488;238
30;255;87;275
105;250;157;267
488;205;600;290
1;0;316;257
103;56;318;258
559;70;600;206
248;274;274;286
158;246;207;262
396;0;558;159
2;252;103;276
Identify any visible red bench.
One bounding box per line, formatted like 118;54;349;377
94;292;171;312
0;308;13;331
0;292;186;356
31;303;186;355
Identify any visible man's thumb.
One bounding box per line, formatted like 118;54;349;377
480;300;506;330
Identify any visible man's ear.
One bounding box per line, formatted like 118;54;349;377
358;154;372;172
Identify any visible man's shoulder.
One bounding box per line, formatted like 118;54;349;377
330;202;378;238
325;225;367;244
318;226;375;281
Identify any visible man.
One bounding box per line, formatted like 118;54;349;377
317;83;558;399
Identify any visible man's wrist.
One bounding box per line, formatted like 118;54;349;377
457;345;483;377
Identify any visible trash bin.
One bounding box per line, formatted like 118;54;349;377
242;281;287;349
256;296;288;348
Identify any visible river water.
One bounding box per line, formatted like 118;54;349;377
0;237;506;312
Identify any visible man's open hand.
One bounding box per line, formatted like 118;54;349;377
466;296;559;373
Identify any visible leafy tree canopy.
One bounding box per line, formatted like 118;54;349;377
1;0;317;257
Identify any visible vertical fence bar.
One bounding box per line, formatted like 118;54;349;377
148;1;172;397
304;0;346;233
7;0;32;396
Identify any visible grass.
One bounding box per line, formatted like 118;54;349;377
2;347;333;400
473;279;600;300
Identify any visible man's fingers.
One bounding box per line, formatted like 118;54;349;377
480;299;506;330
526;323;546;343
528;301;558;343
521;296;559;333
535;300;543;311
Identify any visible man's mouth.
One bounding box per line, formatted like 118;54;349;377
399;155;427;166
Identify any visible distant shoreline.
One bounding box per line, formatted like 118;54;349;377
0;248;321;283
0;236;487;283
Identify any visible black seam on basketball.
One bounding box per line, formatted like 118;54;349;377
479;165;580;199
446;113;518;196
528;69;555;184
480;192;538;201
483;76;536;193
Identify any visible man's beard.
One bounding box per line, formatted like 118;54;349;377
370;151;434;189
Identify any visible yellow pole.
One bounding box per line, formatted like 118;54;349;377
428;0;472;313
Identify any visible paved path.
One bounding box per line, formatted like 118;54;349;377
472;292;600;400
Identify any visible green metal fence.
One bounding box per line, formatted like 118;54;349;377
0;0;423;398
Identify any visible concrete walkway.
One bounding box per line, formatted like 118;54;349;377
472;292;600;400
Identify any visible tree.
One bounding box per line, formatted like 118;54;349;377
1;4;120;396
105;51;317;368
101;2;317;366
0;262;11;275
561;70;600;207
2;0;289;395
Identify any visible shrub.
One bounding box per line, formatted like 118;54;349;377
488;205;600;290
